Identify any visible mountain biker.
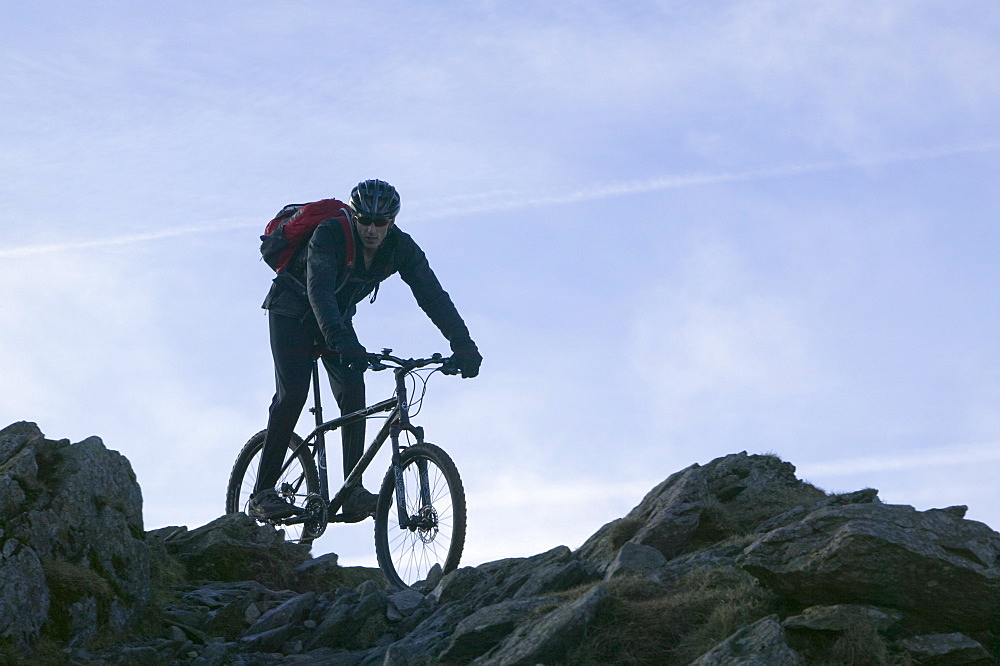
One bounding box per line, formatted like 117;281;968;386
249;179;482;521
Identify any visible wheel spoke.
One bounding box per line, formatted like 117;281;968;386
226;431;318;544
375;444;466;589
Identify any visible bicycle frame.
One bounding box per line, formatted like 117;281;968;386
277;354;427;528
227;347;466;588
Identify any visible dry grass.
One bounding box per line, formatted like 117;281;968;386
350;613;392;649
0;636;70;666
567;567;777;665
609;517;644;548
42;558;115;603
797;620;915;666
565;568;923;665
691;481;827;549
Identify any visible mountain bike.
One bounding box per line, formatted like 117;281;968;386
225;349;467;589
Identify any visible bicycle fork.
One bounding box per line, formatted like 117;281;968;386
390;421;433;530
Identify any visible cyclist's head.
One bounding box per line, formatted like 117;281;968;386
349;179;400;227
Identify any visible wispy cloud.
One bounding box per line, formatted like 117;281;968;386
4;140;998;258
797;441;1000;477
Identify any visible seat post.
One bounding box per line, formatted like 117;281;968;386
310;355;323;426
311;354;330;501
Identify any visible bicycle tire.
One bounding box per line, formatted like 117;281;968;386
374;443;466;589
225;429;320;543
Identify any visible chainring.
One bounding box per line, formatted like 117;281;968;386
301;493;328;542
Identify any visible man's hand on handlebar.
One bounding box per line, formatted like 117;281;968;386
449;344;482;379
326;346;481;377
337;342;371;373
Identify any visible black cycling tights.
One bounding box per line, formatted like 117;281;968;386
254;312;366;494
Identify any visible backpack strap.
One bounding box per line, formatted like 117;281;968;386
277;206;356;298
334;208;356;294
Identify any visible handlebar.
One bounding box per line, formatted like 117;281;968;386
314;346;459;375
368;349;459;375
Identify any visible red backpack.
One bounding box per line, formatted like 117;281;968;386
259;199;356;275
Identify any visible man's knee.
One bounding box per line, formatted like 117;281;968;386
329;365;366;410
270;386;310;415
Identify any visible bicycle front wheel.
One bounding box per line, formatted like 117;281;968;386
375;443;467;589
226;429;320;543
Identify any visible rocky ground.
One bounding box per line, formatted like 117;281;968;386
1;420;998;665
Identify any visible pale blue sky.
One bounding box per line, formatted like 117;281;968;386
2;1;998;567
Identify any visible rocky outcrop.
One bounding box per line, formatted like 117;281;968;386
2;423;998;665
152;514;311;590
738;502;1000;632
0;421;149;653
576;451;828;574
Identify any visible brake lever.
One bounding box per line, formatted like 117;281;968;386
367;353;389;372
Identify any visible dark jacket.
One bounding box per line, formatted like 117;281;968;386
262;218;475;353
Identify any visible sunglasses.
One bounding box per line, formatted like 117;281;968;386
355;215;394;228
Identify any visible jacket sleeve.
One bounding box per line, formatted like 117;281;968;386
306;220;360;350
395;234;476;351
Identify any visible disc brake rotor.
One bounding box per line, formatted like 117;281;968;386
414;505;439;544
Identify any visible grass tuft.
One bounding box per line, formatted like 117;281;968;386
42;558;114;602
609;517;643;549
567;567;777;665
692;481;827;549
796;620;915;666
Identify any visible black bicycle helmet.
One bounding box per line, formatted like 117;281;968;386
349;179;401;221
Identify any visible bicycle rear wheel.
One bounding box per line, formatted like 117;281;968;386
375;443;466;589
226;429;320;543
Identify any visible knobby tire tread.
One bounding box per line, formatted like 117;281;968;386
374;443;467;589
225;429;319;540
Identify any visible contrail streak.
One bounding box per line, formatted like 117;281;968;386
0;219;256;258
410;139;1000;220
3;140;997;257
